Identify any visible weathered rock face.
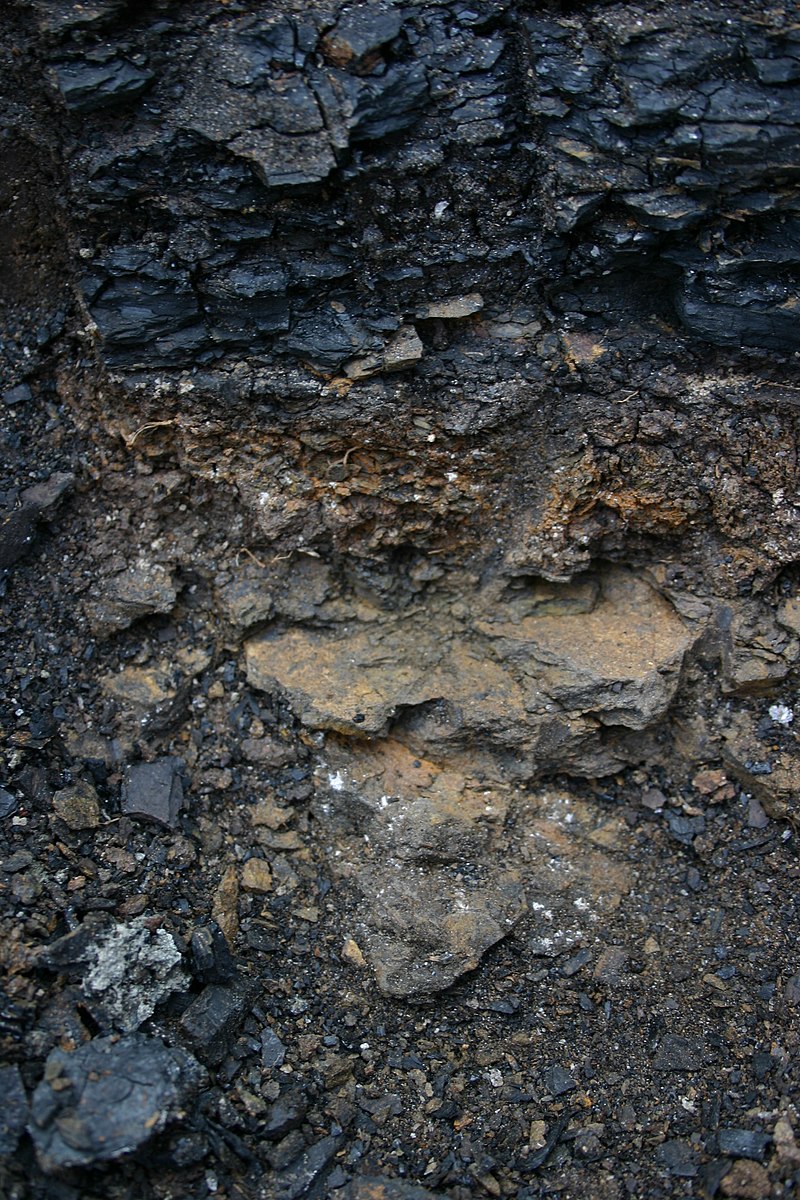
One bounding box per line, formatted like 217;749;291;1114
21;0;800;372
245;566;694;777
312;738;633;999
5;0;798;585
3;0;800;1001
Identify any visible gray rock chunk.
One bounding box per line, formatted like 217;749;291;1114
283;308;378;371
261;1026;287;1069
121;758;185;829
2;382;32;406
269;1133;344;1200
82;921;188;1031
544;1064;577;1096
188;921;237;984
0;1065;28;1156
55;57;153;113
0;786;19;820
360;864;526;1001
29;1034;204;1173
264;1087;309;1141
86;558;177;636
717;1128;771;1161
180;980;257;1066
417;293;484;320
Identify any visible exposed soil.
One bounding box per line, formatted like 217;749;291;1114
2;1;800;1198
1;325;799;1200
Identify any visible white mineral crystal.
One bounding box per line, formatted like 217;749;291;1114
768;702;794;726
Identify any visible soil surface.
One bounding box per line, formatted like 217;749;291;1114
1;329;798;1200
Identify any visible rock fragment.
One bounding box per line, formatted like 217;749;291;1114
0;787;19;820
29;1035;204;1172
52;780;101;830
261;1027;287;1069
54;57;153;113
86;558;177;636
416;293;484;320
717;1129;771;1161
38;915;188;1032
264;1087;308;1141
361;864;526;1001
180;980;257;1067
653;1034;704;1071
188;921;237;984
120;758;185;828
322;7;404;67
345;325;423;379
2;382;32;406
268;1133;343;1200
212;864;240;946
0;472;74;573
0;1065;28;1156
543;1064;578;1096
241;857;273;894
247;567;693;775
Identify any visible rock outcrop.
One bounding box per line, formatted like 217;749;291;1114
3;0;799;1000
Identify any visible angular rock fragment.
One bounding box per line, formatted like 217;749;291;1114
346;325;423;379
38;914;188;1032
188;921;237;985
246;567;693;776
54;58;154;113
242;857;273;894
180;979;257;1066
0;472;74;573
85;558;177;636
0;786;18;820
315;740;633;998
359;864;526;1000
717;1129;771;1162
102;663;178;712
263;1086;308;1141
29;1035;204;1172
120;758;185;829
416;293;484;320
322;7;404;68
51;780;101;830
267;1133;344;1200
653;1034;705;1071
